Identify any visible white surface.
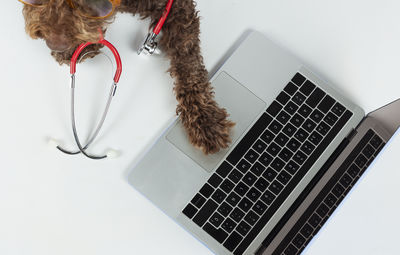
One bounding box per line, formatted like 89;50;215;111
1;0;400;254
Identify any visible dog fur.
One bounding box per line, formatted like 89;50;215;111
21;0;235;154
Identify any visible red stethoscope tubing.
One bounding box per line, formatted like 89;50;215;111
153;0;174;35
70;39;122;83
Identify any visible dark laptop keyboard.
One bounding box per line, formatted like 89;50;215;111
271;129;385;255
182;72;353;254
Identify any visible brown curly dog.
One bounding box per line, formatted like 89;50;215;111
20;0;235;154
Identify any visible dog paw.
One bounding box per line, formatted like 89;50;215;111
181;105;235;155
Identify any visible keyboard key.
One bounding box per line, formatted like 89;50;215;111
234;182;249;196
279;148;294;161
277;91;291;105
298;104;313;118
267;142;281;156
301;141;315;155
324;112;338;126
300;223;314;238
302;119;316;133
277;170;292;185
284;101;299;115
254;178;269;192
228;169;243;184
267;101;283;117
269;120;284;134
261;190;276;205
236;221;251;236
285;160;300;175
292;92;306;106
293;151;307;165
263;167;278;182
275;133;290;147
193;199;218;227
253;139;268;154
269;180;284;195
209;212;225;227
283;123;297;137
182;203;198;219
208;174;223;188
220;179;235;193
237;159;251;173
244;210;260;226
340;173;353;188
306;88;326;108
216;161;233;178
324;193;337;207
332;102;346;116
244;149;259;164
370;135;383;149
318;95;335;113
259;152;273;167
238;197;253;212
290;113;305;127
260;130;275;144
253;200;268;215
226;113;272;165
310;109;324;123
284;82;298;95
292;233;306;249
271;158;285;171
287;138;301;152
226;192;241;207
230;208;245;222
200;183;215;198
223;231;243;252
300;80;316;96
316;122;330;135
191;194;206;208
246;187;262;202
362;144;375;158
316;203;329;218
250;162;265;176
291;73;306;86
212;189;227;204
218;202;233;217
203;223;228;243
243;172;258;186
277;110;291;125
331;184;345;198
309;131;323;146
294;128;309;142
284;244;298;255
347;164;360;178
221;218;237;233
355;154;367;168
309;213;322;228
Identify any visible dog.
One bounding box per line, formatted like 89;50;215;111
20;0;235;154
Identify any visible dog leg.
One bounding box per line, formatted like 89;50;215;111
126;0;235;154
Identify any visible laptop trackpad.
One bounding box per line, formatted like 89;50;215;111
166;71;266;172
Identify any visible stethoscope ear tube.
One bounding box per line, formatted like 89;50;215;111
70;39;122;83
55;39;122;160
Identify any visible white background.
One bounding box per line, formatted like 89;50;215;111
1;0;400;254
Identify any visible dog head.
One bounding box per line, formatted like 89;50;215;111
21;0;118;65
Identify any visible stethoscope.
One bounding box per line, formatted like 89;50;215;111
49;0;174;160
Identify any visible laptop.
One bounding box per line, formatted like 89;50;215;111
128;31;400;255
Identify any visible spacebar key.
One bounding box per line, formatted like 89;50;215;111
227;113;272;165
193;199;218;227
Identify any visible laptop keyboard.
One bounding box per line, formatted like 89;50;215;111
182;72;353;254
271;129;386;255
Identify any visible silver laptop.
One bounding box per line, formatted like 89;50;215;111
128;31;400;255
